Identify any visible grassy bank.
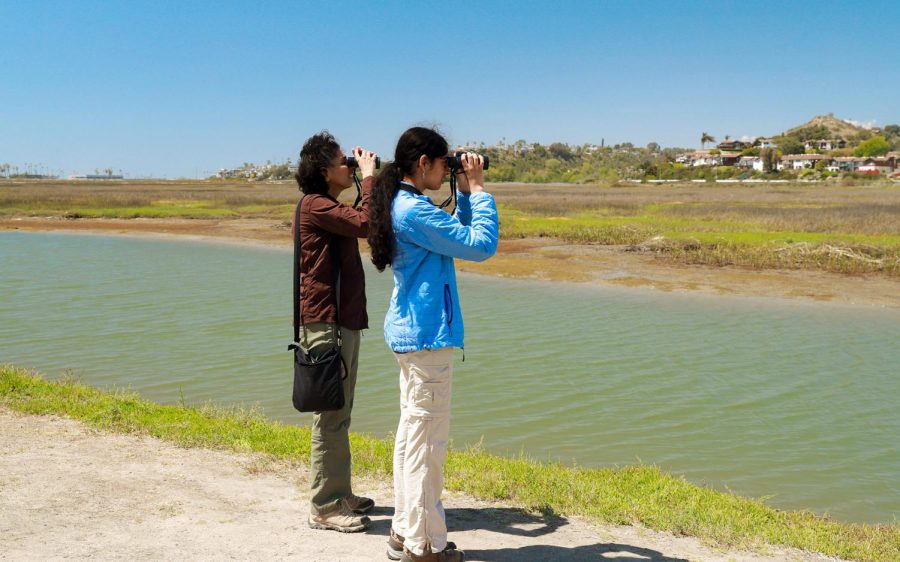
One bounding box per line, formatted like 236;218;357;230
2;366;897;561
3;179;900;276
496;184;900;276
0;180;297;220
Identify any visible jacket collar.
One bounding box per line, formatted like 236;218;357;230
398;181;423;196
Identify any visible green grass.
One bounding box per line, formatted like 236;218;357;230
0;205;239;219
233;203;296;217
500;207;900;275
501;208;900;246
0;203;293;220
65;206;239;219
2;365;898;561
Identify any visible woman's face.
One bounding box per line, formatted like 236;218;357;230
323;149;354;193
420;155;449;191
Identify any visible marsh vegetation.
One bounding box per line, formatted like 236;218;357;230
2;179;899;275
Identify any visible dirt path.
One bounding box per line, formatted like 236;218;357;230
0;409;840;561
3;216;898;309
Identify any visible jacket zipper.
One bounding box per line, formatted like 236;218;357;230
444;283;453;337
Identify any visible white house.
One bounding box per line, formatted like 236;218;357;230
781;154;831;170
737;156;764;171
803;139;846;151
682;150;716;166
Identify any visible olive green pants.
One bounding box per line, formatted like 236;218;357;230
300;322;361;514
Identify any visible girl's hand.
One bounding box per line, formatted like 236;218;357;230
456;152;484;194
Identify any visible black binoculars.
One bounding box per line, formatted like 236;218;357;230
345;156;381;169
448;151;490;171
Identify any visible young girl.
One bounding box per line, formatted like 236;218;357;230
368;127;498;562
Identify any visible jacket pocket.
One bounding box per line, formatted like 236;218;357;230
443;284;453;336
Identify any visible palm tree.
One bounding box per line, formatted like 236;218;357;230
701;132;715;149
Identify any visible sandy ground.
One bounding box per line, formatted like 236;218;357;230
0;409;844;562
2;216;899;309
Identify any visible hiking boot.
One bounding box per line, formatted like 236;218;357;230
308;504;370;533
386;528;405;560
388;531;457;561
344;493;375;514
400;544;465;562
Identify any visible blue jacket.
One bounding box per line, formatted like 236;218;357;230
384;186;499;352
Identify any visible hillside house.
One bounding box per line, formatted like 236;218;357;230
719;151;742;166
681;150;715;166
803;139;846;151
737;156;764;171
831;157;865;172
858;156;897;174
681;150;742;167
717;139;746;151
781;154;830;170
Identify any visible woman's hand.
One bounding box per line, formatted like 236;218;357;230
455;152;485;194
353;146;378;179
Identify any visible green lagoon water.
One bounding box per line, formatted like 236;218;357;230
1;231;898;523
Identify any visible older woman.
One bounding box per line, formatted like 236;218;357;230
293;131;378;533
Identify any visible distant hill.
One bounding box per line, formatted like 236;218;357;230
784;114;871;140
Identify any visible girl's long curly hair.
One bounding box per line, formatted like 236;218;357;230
368;127;449;271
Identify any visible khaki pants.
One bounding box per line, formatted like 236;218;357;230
301;322;361;514
392;347;454;555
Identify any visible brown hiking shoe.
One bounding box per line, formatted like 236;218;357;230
308;504;370;533
344;493;375;514
388;531;456;561
400;544;465;562
386;528;405;560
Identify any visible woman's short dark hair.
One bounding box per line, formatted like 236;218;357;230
295;131;340;194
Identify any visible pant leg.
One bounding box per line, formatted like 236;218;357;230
393;347;453;555
302;322;361;514
392;362;410;534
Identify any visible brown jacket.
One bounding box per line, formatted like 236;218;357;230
292;176;373;330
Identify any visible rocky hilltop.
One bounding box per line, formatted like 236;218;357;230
785;114;872;139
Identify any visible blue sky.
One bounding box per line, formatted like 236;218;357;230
2;0;898;178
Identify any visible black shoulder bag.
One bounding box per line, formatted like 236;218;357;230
288;196;345;412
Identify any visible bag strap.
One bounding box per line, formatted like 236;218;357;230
292;196;342;347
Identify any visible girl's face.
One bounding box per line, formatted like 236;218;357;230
323;149;354;192
420;155;449;191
